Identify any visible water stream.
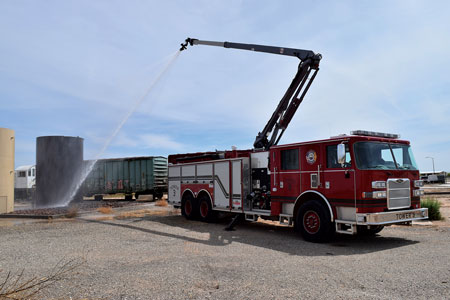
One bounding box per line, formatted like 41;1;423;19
56;50;181;207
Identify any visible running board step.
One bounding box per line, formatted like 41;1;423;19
279;214;293;226
245;214;258;222
335;220;357;235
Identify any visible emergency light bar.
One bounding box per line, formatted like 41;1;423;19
350;130;400;139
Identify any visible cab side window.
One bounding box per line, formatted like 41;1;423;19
281;149;299;170
327;144;351;168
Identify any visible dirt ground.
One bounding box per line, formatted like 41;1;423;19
1;203;449;299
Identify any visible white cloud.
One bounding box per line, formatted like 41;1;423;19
138;134;185;151
112;132;184;151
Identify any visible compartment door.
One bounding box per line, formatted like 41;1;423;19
213;161;230;209
232;160;243;210
168;166;181;205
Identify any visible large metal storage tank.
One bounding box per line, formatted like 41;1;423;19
0;128;15;213
36;136;84;207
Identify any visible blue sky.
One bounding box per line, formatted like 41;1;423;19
1;1;449;172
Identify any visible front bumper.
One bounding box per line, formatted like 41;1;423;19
356;208;428;225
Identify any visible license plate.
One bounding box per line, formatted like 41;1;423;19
396;212;418;220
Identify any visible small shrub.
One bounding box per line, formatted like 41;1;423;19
421;198;443;221
97;206;113;214
65;206;79;218
155;199;168;207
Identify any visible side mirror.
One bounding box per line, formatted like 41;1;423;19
337;143;346;165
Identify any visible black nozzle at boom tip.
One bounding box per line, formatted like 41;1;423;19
179;37;196;51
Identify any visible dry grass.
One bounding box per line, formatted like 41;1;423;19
95;216;115;221
0;257;85;299
65;206;78;218
97;206;114;214
115;209;154;219
155;199;168;207
115;208;178;220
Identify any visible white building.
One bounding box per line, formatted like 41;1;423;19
15;165;36;189
420;171;447;184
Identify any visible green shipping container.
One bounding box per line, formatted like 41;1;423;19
83;156;167;199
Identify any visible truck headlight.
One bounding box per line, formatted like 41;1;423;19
413;189;425;197
372;181;387;189
414;180;424;187
363;191;387;199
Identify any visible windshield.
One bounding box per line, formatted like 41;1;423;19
354;142;418;170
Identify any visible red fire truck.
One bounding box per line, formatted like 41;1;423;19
169;38;428;242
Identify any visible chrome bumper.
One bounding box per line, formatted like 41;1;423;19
356;208;428;225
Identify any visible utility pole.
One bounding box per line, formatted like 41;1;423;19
425;156;435;174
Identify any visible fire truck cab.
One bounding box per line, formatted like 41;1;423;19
168;130;428;242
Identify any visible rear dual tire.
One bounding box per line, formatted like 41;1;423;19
181;193;197;220
181;193;216;222
198;195;217;222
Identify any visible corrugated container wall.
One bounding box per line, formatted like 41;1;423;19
0;128;15;213
36;136;84;207
83;156;167;197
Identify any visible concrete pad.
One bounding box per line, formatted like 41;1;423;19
412;220;433;226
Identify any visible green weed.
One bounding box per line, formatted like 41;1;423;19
421;198;443;221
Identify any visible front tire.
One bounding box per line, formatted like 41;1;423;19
357;225;384;236
296;200;334;243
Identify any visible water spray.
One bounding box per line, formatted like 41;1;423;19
57;50;182;207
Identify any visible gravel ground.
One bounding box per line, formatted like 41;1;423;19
4;200;141;216
0;204;449;300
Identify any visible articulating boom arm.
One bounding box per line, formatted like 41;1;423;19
180;38;322;150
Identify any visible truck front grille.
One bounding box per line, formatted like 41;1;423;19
387;178;411;210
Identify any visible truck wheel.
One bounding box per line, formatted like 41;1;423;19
198;194;217;222
297;200;334;243
181;193;197;220
124;194;133;201
357;225;384;236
